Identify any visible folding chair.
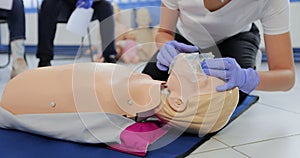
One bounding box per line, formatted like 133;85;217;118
0;17;11;68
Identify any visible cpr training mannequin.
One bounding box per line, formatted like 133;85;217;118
116;32;147;64
112;4;145;64
93;3;137;63
133;7;158;61
0;53;239;144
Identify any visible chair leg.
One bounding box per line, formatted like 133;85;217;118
0;44;11;69
76;36;84;59
87;27;93;61
0;51;11;68
76;27;92;61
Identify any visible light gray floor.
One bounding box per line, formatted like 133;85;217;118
188;62;300;158
1;54;300;158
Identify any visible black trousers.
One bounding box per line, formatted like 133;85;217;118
142;24;261;104
36;0;116;60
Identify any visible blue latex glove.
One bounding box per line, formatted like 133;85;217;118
156;40;199;71
76;0;93;9
201;57;260;94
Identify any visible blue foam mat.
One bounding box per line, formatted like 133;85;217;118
0;95;259;158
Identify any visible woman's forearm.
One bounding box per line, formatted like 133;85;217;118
256;32;296;91
156;3;179;49
256;69;295;91
155;30;175;49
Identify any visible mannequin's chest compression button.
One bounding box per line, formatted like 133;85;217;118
50;101;56;108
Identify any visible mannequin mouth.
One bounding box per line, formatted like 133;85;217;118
161;82;168;89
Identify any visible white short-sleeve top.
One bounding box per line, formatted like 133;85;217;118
162;0;290;48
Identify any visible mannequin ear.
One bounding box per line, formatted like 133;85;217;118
167;91;187;112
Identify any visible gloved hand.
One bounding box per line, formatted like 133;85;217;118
76;0;93;9
201;57;260;94
156;40;199;71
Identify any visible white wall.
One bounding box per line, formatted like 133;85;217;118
290;2;300;48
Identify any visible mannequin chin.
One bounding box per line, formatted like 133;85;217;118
165;53;225;112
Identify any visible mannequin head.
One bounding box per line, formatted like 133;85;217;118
136;7;152;28
166;53;221;112
154;53;239;134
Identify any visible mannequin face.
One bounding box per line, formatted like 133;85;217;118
154;54;239;134
136;8;152;27
166;53;225;112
